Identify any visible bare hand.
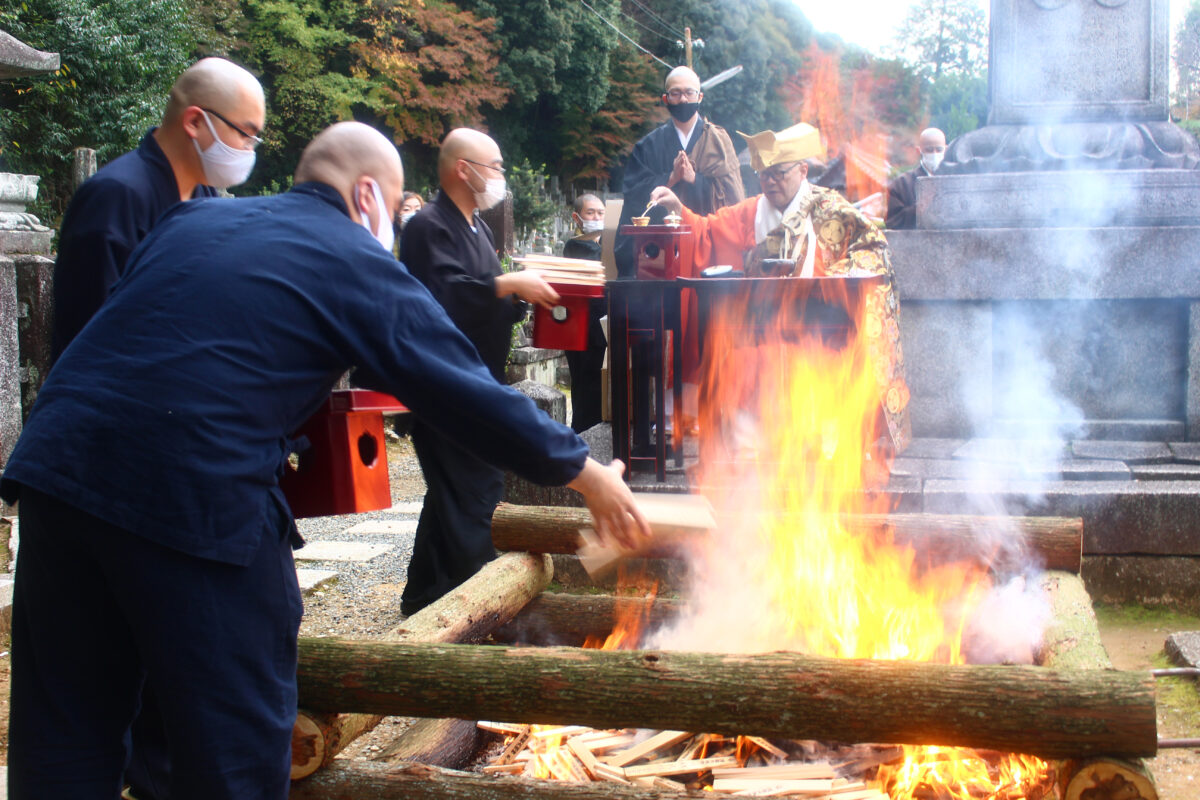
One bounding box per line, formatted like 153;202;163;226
495;271;560;310
648;186;683;215
672;150;696;184
567;458;651;550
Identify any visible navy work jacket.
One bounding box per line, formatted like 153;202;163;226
51;129;218;360
2;183;587;566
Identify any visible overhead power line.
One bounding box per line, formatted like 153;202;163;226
615;6;678;44
578;0;673;68
626;0;688;39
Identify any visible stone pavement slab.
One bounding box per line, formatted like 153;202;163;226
952;438;1071;463
384;501;424;515
295;541;393;562
1071;440;1173;464
1130;463;1200;481
344;519;417;536
1165;632;1200;668
296;568;338;594
891;457;1130;482
0;577;12;636
900;438;968;459
1168;442;1200;463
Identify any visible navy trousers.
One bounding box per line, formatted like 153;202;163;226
401;421;501;614
8;487;302;800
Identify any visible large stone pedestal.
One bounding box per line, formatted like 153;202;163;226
890;225;1200;440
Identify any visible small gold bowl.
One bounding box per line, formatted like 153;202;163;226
631;215;650;226
664;211;682;227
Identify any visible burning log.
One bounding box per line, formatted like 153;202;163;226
295;639;1157;760
289;759;708;799
494;593;684;646
291;552;553;780
491;504;1083;573
1036;571;1160;800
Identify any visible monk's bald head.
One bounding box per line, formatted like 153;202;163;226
295;122;403;192
162;58;264;127
665;66;701;94
438;128;501;184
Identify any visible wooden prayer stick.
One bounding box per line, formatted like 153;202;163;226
490;503;1083;573
290;552;553;780
296;638;1156;760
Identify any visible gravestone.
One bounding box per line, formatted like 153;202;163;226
0;30;59;473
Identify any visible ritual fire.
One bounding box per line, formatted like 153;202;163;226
484;278;1060;798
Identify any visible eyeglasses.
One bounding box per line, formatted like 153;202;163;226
461;158;506;175
201;108;264;150
757;163;800;184
665;88;700;101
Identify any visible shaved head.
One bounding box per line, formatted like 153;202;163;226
296;122;402;190
438;128;501;183
665;66;701;93
162;58;263;127
919;127;946;152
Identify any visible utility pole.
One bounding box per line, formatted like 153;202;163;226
684;26;693;69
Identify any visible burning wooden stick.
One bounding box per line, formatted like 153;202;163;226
296;638;1156;760
290;552;553;780
490;503;1084;573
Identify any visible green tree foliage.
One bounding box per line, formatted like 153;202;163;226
0;0;198;219
891;0;987;80
453;0;628;177
927;71;987;140
506;159;557;237
1174;1;1200;120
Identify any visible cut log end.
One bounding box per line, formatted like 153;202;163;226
290;712;326;780
1064;759;1158;800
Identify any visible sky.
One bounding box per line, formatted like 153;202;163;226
793;0;1191;56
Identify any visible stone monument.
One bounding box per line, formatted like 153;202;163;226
0;30;59;471
889;0;1200;441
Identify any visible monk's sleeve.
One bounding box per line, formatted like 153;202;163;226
826;201;893;277
679;198;758;270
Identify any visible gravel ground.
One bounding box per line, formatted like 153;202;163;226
296;430;427;640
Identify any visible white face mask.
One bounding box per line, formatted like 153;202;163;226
921;151;944;173
356;178;395;252
399;211;417;228
580;218;604;234
193;112;256;189
467;163;507;211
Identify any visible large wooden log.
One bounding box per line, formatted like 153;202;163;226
296;638;1156;760
291;552;553;780
289;759;691;799
372;718;484;768
491;504;1083;573
1036;571;1159;800
493;593;684;646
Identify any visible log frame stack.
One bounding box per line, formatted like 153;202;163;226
289;504;1161;800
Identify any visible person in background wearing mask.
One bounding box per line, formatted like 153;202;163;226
4;121;648;799
885;127;946;230
50;57;265;363
397;191;424;230
562;194;608;433
398;128;560;616
614;65;743;279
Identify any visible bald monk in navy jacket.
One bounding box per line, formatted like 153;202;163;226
2;122;648;800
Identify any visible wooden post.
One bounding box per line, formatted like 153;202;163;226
489;503;1084;573
290;552;553;780
296;638;1157;760
684;27;692;70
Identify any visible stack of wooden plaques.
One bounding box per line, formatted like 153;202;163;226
513;255;605;286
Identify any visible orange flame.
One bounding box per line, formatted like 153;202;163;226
681;279;1051;796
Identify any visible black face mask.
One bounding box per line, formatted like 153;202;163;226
666;101;700;123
